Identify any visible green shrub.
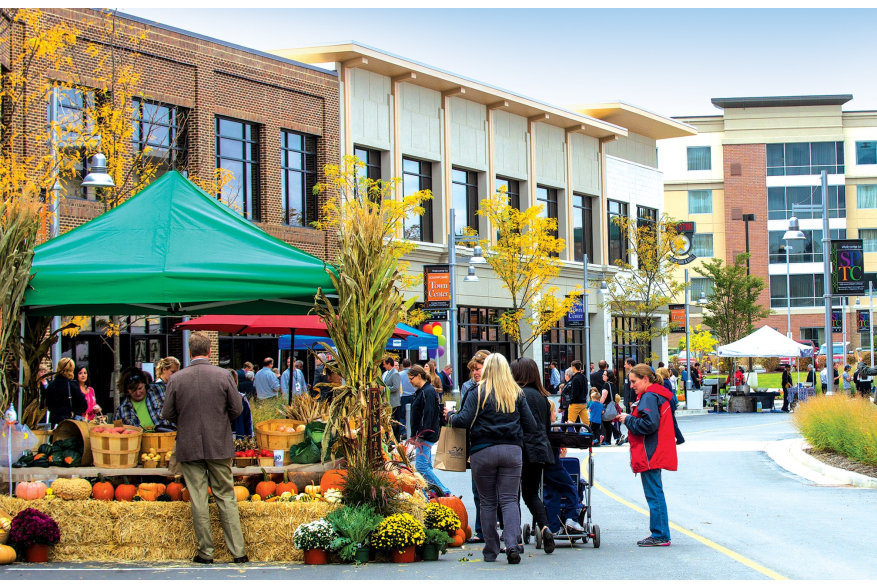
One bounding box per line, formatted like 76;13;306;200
792;395;877;466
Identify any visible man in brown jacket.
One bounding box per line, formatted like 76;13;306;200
161;332;247;564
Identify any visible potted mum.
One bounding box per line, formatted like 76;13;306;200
9;508;60;563
371;513;425;563
422;503;461;561
326;505;383;564
293;520;338;565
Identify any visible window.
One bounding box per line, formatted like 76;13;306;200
281;131;317;227
768;229;847;264
691;277;714;298
766;142;844;176
860;229;877;253
607;200;629;266
537;185;559;243
767;185;845;220
52;88;94;199
688;190;713;214
637;205;658;227
692;233;714;258
801;327;825;348
856;141;877;165
572;193;594;263
353;146;381;182
452;168;478;236
771;274;825;308
687;146;711;171
402;158;433;242
857;185;877;209
496;177;520;210
132;100;188;176
215;117;260;220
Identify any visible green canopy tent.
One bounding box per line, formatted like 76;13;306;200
23;171;336;316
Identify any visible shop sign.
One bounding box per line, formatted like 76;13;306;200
413;303;448;321
566;295;584;327
423;264;451;309
832;310;843;333
831;239;865;295
858;310;870;333
670;221;697;265
669;304;685;333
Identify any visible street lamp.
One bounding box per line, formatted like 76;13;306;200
81;153;116;188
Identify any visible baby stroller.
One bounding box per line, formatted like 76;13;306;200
522;423;600;549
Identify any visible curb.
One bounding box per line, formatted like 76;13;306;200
788;439;877;489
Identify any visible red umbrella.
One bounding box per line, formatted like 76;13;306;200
175;315;411;338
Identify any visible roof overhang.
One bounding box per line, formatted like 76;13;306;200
711;95;853;110
269;42;626;140
570;102;697;140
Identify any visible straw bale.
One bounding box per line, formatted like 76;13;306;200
0;496;337;562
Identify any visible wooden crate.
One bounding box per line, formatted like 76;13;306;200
90;425;143;469
254;420;305;465
140;431;176;456
53;420;93;466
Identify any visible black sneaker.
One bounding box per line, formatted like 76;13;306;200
506;547;521;564
637;536;671;547
541;528;556;554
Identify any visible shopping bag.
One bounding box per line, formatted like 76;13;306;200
433;425;467;472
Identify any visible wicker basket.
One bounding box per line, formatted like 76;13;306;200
254;419;305;465
90;425;143;469
29;429;53;453
140;431;176;456
53;419;93;466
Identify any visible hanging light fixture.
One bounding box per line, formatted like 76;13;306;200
464;265;479;282
469;244;487;265
599;281;609;294
81;153;116;188
782;215;806;242
698;290;708;305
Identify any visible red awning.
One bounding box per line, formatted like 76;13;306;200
175;315;411;338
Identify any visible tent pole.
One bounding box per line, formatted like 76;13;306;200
288;328;296;405
181;316;190;367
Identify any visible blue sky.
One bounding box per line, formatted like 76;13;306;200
121;8;877;117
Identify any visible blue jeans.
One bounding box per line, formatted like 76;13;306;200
640;469;671;541
415;441;450;494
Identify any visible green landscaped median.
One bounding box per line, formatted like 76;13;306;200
792;395;877;467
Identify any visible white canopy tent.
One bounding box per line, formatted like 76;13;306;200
717;326;813;358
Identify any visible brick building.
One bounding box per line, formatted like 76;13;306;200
1;8;340;403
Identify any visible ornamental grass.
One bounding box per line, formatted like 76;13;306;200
792;394;877;466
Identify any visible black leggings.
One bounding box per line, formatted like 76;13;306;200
603;421;621;443
520;462;549;529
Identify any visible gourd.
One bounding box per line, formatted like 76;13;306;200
51;478;92;500
15;481;47;501
255;468;276;500
274;471;297;496
450;528;466;547
166;478;185;502
319;469;347;494
137;483;167;501
251;494;261;502
114;477;138;502
234;486;250;502
304;484;321;496
92;474;115;501
0;544;16;565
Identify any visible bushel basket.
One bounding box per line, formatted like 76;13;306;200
90;425;143;468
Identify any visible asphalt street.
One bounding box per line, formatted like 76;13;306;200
3;412;876;580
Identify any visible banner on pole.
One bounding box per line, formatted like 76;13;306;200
423;265;451;309
566;295;584;327
669;304;686;333
832;309;843;333
858;310;870;333
831;239;865;295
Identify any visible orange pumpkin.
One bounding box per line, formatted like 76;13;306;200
320;469;347;494
0;544;16;565
450;528;466;547
181;487;191;502
137;483;167;501
166;478;185;502
15;481;47;501
275;471;297;496
92;475;115;501
433;496;468;532
256;468;276;500
114;477;137;502
465;526;472;540
233;486;250;502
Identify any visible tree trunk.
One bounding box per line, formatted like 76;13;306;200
111;316;121;412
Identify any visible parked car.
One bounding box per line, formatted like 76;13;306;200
817;342;850;364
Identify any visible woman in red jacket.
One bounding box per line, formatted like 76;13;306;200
615;364;677;547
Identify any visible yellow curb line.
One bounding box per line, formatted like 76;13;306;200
593;482;788;581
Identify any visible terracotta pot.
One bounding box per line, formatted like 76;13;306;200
25;544;49;563
303;548;327;565
390;545;416;563
422;544;439;561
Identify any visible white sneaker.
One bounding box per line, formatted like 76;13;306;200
564;518;585;533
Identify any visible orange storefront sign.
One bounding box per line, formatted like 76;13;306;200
424;264;451;309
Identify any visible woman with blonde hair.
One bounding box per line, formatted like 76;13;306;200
44;357;87;427
153;357;181;393
446;353;537;564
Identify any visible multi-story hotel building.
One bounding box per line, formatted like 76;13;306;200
659;95;877;352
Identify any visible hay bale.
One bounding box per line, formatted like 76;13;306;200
0;496;337;562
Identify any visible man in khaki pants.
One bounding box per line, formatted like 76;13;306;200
161;332;247;564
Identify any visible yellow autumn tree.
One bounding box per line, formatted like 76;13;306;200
476;188;581;358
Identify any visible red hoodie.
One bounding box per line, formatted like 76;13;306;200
626;383;678;473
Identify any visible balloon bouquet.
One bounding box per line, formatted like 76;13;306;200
422;322;447;359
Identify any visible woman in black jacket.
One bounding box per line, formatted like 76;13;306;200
447;353;537;565
510;358;556;554
44;358;87;427
408;364;451;496
601;369;621;446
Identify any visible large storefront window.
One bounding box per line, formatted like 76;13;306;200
542;316;587;391
402;158;433;242
607;200;629;266
612;316;651;376
456;306;514;379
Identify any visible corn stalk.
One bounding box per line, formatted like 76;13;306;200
312;155;430;467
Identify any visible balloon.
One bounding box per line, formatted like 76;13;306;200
428;348;438;358
432;325;443;337
438;347;446;357
437;334;447;346
432;322;441;330
423;324;434;334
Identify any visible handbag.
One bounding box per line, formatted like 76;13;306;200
602;400;618;422
435;387;482;472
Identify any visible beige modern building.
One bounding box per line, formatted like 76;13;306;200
659;95;877;352
272;42;695;377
